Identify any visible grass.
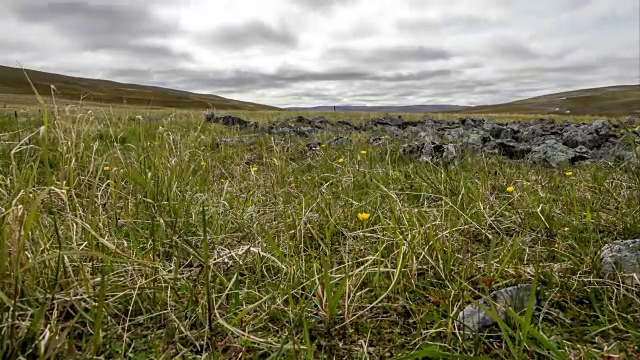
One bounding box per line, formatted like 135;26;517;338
0;104;639;359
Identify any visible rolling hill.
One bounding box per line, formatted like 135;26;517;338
286;105;469;113
458;85;640;116
0;65;278;110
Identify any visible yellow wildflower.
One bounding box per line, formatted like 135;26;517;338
563;227;570;232
200;161;206;166
506;186;515;193
103;166;112;171
565;171;573;177
337;158;345;163
357;213;371;221
251;167;258;173
360;150;367;155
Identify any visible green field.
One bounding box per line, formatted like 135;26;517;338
0;101;639;359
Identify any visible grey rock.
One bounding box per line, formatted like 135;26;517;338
528;139;590;167
494;139;532;160
402;141;458;164
205;114;253;127
328;136;352;147
304;141;322;153
461;128;491;150
456;284;537;336
216;137;253;145
336;120;355;129
444;127;465;142
601;239;640;286
135;115;163;122
562;120;613;149
368;136;387;145
516;125;554;144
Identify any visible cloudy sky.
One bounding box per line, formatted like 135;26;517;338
2;0;639;107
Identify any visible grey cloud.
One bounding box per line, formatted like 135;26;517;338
490;41;541;60
396;15;498;33
7;0;189;61
293;0;359;10
330;46;454;65
207;21;297;50
106;66;455;94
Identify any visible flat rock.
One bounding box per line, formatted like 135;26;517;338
601;239;640;286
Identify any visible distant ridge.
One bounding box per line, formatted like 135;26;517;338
458;85;640;116
286;105;470;113
0;64;279;110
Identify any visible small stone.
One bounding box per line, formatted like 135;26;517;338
456;284;538;336
327;136;352;147
601;239;640;286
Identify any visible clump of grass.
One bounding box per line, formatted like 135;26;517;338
0;107;638;359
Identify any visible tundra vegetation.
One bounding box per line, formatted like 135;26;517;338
0;101;639;359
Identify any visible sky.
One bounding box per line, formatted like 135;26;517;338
1;0;639;107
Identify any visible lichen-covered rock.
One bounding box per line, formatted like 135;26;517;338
456;284;537;336
601;239;640;286
562;119;613;149
401;141;458;164
528;139;590;166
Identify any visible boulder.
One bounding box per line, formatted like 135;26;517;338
562;120;613;149
528;139;590;166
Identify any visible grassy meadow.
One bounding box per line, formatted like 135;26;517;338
0;104;639;359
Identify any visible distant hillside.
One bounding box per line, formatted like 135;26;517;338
0;65;278;110
286;105;469;113
459;85;640;116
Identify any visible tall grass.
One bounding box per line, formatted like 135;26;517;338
0;108;638;358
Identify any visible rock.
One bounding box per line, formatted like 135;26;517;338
482;122;514;140
327;136;352;147
494;139;532;160
516;124;556;144
373;114;404;127
135;115;163;122
562;120;613;149
528;139;590;167
601;239;640;286
456;284;538;336
461;128;491;150
459;117;485;127
205;114;253;127
368;136;387;145
336;120;355;129
216;137;253;145
294;115;328;129
269;125;315;137
304;141;322;153
402;141;458;163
